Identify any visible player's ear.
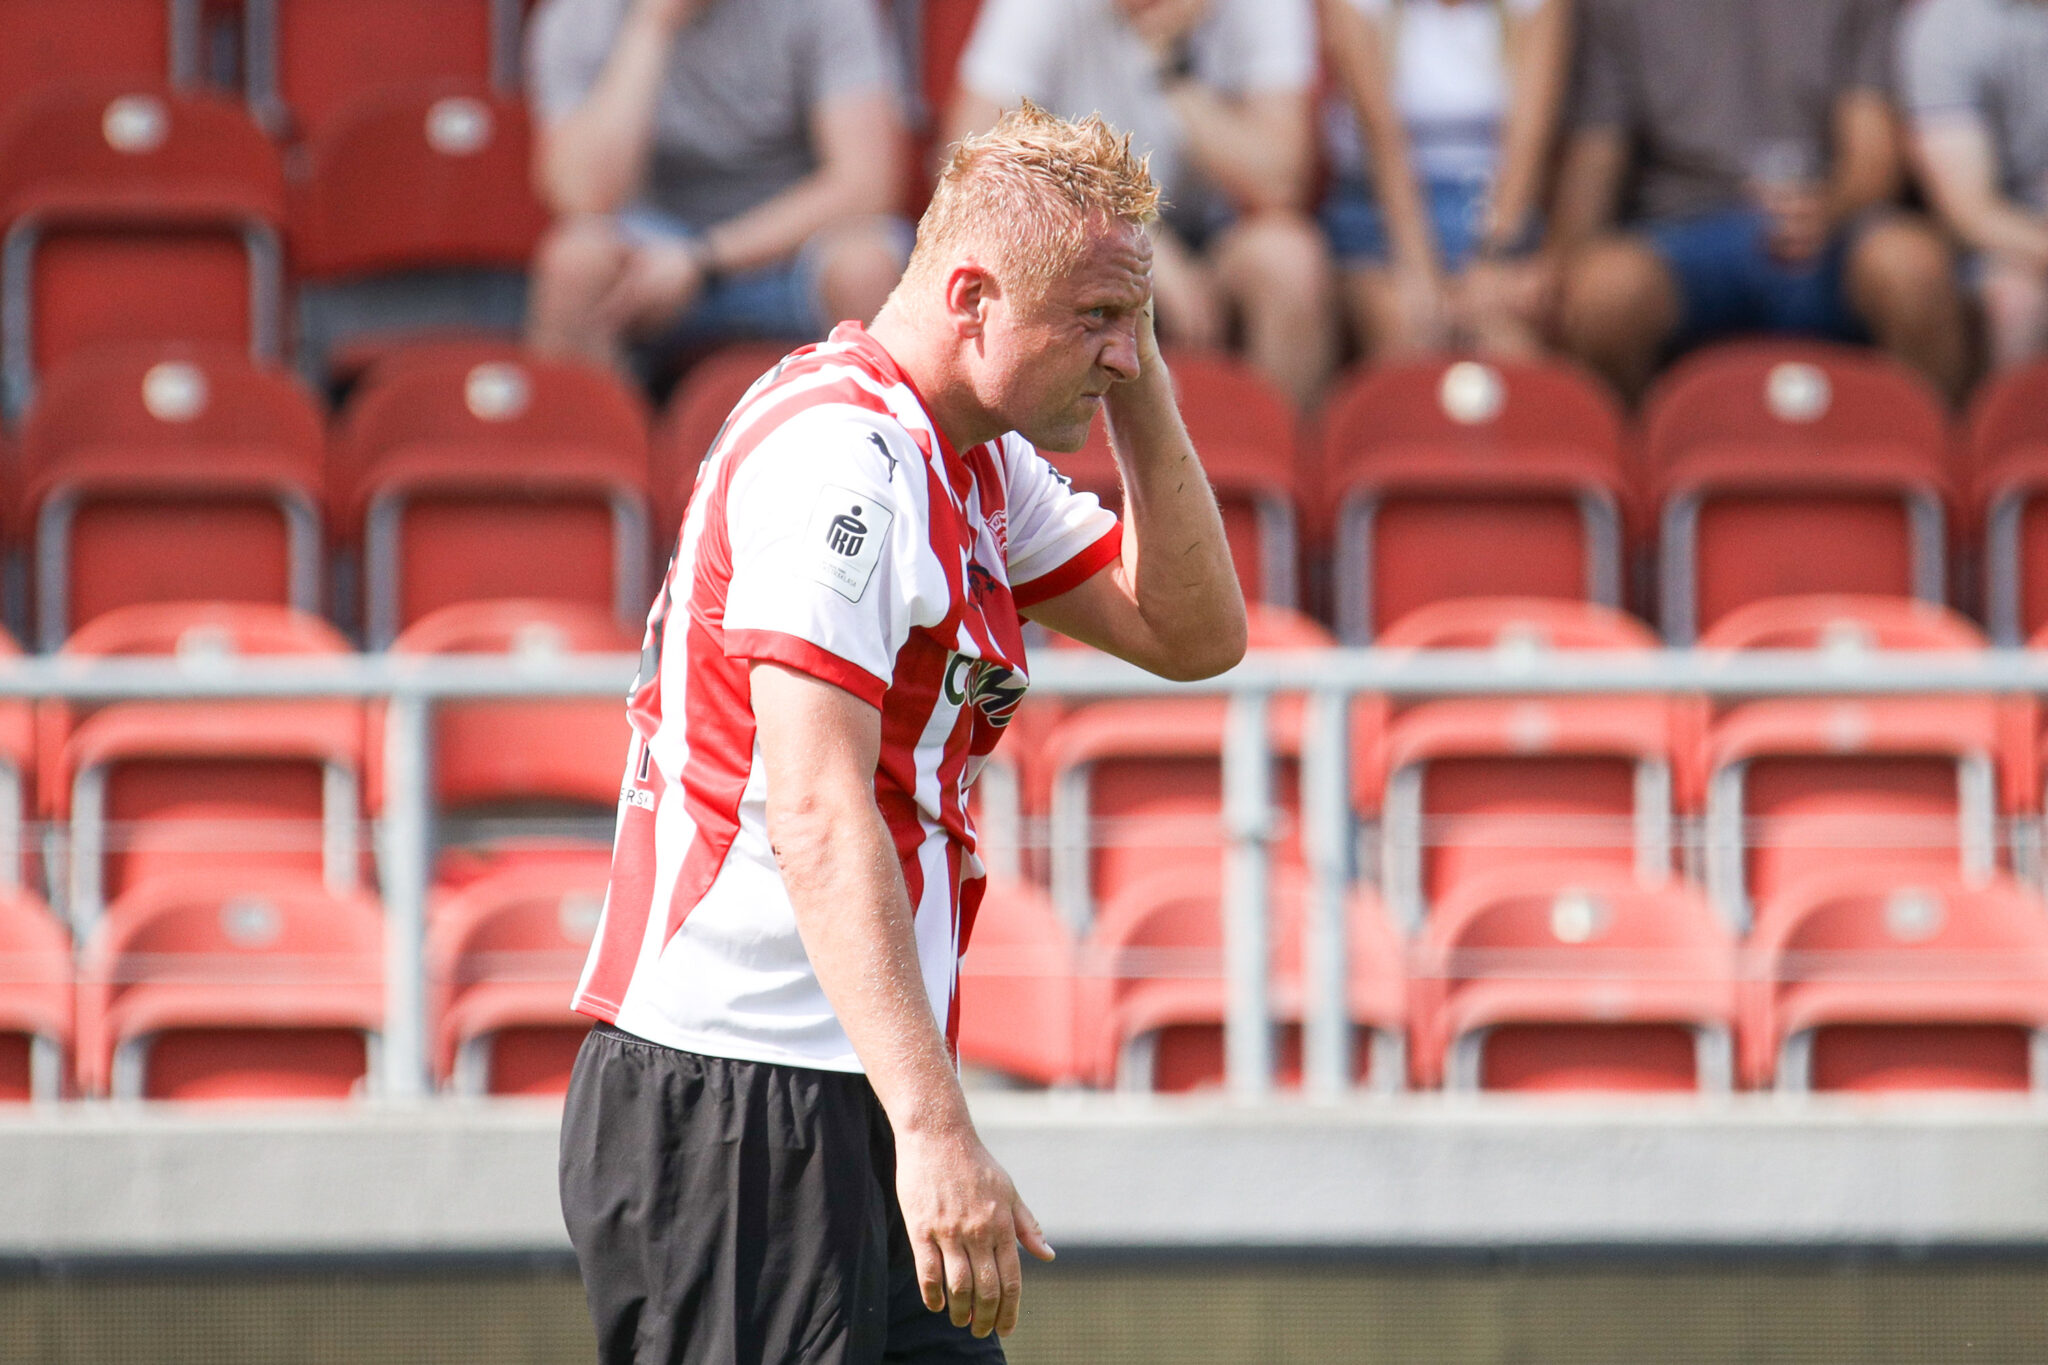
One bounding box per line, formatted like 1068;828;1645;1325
942;263;997;341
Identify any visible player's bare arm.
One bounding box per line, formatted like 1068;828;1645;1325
752;662;1056;1340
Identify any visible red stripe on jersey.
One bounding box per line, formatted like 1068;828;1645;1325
724;628;888;709
1012;523;1123;606
574;735;661;1020
947;846;979;1055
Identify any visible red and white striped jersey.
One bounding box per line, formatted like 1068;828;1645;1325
573;323;1121;1070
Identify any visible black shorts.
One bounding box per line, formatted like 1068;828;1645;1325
559;1024;1007;1365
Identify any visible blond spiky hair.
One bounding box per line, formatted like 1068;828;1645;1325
903;100;1161;297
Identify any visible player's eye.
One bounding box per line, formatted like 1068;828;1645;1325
1083;306;1110;323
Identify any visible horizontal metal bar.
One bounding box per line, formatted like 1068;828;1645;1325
5;646;2048;701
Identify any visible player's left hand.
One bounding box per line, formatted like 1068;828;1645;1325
896;1128;1056;1338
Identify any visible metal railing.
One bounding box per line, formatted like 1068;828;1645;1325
17;643;2048;1100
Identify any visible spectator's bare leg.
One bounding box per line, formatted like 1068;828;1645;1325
1147;226;1229;354
811;219;910;329
1455;260;1550;360
1978;256;2048;373
1557;235;1679;400
1844;216;1970;403
528;216;636;366
1343;266;1442;363
1214;211;1340;412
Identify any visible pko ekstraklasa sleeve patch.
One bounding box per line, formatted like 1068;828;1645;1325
805;484;894;602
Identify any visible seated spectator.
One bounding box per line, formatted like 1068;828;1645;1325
946;0;1337;411
1550;0;1968;400
1900;0;2048;372
524;0;911;384
1316;0;1570;360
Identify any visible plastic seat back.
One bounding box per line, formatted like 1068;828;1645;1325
0;0;182;109
77;872;383;1099
1749;872;2048;1092
1079;866;1405;1092
20;345;326;648
381;599;634;882
1374;600;1675;928
1967;359;2048;642
246;0;515;140
1643;342;1953;643
43;603;361;932
0;888;71;1100
1412;866;1736;1092
0;88;286;415
335;352;653;646
956;878;1080;1086
428;856;605;1094
1320;358;1627;641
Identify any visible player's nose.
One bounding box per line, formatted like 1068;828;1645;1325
1099;318;1140;383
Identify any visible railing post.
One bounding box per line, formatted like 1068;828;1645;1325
1223;689;1273;1098
1303;689;1353;1100
381;691;434;1099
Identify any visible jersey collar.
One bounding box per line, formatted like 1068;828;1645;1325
828;321;977;503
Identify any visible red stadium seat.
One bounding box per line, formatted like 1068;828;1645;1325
244;0;518;140
1039;606;1360;927
955;877;1081;1086
0;888;71;1101
1373;599;1677;930
1968;358;2048;643
1319;357;1628;642
1408;865;1737;1093
333;352;653;647
428;856;605;1095
76;872;383;1100
0;87;286;416
376;599;635;887
39;602;363;935
1746;872;2048;1093
19;345;325;650
0;625;37;892
1693;597;2026;932
0;0;188;109
1077;866;1406;1093
1642;341;1953;643
1063;349;1305;607
901;0;984;217
653;341;798;545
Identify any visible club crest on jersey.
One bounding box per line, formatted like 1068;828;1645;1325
805;484;893;602
943;653;1027;728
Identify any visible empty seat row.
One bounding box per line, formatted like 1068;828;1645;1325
0;855;603;1101
0;599;626;935
10;345;649;649
0;83;543;410
983;597;2048;938
957;864;2048;1097
0;0;520;143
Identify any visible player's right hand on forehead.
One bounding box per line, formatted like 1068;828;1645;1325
895;1130;1056;1338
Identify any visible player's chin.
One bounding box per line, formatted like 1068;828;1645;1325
1022;402;1100;454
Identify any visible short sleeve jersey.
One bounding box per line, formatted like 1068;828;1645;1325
573;324;1122;1071
958;0;1314;213
1898;0;2048;211
525;0;902;231
1570;0;1898;223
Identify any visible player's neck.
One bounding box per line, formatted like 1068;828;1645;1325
869;303;1004;455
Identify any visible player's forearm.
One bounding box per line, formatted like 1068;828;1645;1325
773;792;974;1140
537;10;674;215
1101;362;1249;679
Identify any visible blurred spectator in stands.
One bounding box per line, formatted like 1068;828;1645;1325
945;0;1337;411
1900;0;2048;371
524;0;910;383
1549;0;1969;401
1316;0;1570;361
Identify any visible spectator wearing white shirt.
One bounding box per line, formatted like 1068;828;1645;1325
1317;0;1570;360
945;0;1337;410
1900;0;2048;370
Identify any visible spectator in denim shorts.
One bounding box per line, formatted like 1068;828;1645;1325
525;0;912;383
1549;0;1969;400
1317;0;1571;361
